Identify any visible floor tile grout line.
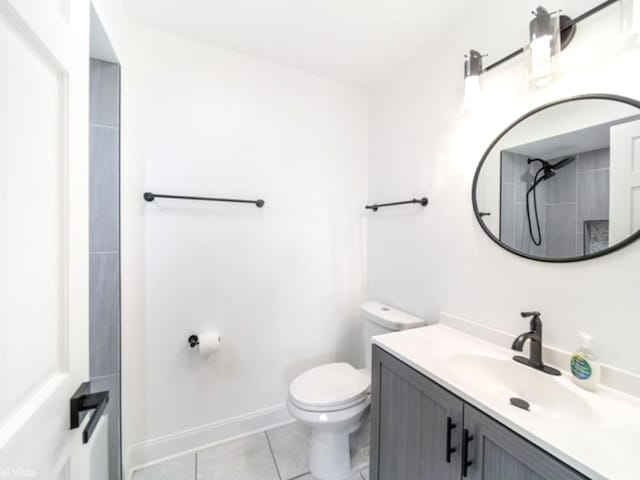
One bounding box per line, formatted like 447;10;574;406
137;421;370;480
264;430;283;480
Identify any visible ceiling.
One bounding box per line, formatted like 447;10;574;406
125;0;462;88
509;114;640;159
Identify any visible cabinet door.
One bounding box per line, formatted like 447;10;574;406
370;346;463;480
463;405;588;480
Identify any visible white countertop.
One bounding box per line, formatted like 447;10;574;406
373;324;640;480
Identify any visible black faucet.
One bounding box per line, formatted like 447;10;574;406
511;312;561;376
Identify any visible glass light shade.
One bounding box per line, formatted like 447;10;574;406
527;7;561;88
463;75;482;112
529;34;553;87
622;0;640;38
462;50;483;113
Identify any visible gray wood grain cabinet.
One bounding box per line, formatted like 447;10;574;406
370;346;589;480
370;345;463;480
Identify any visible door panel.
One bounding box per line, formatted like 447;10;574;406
464;405;587;480
371;346;463;480
0;0;89;478
610;119;640;245
1;0;68;421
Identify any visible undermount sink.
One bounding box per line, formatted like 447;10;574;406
446;353;597;425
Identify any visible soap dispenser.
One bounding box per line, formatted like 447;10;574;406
570;332;601;392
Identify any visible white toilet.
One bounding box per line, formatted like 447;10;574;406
287;302;425;480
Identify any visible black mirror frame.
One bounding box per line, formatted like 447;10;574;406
472;93;640;263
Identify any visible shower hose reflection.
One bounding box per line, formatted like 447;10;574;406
525;157;576;247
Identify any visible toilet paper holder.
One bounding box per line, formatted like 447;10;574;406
188;333;221;352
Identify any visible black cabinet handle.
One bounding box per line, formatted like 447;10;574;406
70;382;110;444
461;428;474;477
446;417;457;463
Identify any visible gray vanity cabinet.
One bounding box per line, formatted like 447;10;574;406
370;346;464;480
370;346;588;480
464;405;587;480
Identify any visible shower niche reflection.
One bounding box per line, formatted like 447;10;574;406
473;95;640;262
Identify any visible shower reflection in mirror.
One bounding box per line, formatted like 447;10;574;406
501;148;608;258
474;96;640;262
523;156;576;248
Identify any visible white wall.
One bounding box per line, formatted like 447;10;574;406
88;9;368;469
141;25;368;445
367;0;640;375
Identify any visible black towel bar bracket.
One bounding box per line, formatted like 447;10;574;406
366;197;429;212
144;192;264;208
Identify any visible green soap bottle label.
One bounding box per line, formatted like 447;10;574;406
571;355;592;380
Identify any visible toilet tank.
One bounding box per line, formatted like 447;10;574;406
361;302;425;370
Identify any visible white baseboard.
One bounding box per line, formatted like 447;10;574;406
439;312;640;398
126;403;293;478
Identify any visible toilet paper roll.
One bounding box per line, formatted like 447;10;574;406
198;332;221;355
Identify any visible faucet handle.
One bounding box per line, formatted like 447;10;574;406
521;311;542;331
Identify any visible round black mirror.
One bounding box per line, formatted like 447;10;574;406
472;94;640;262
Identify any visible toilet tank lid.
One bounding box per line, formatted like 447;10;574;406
360;302;425;331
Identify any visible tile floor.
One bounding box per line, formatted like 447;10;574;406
132;422;369;480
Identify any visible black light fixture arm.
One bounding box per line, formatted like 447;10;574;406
482;0;620;73
366;197;429;212
566;0;620;28
144;192;265;208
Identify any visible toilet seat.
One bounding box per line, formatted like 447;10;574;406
289;363;370;412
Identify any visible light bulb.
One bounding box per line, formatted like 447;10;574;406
528;7;559;89
463;75;481;112
529;34;553;87
462;50;483;113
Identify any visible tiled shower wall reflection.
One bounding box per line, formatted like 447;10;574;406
89;58;121;480
500;149;610;258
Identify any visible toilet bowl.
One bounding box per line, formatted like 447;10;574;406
288;363;370;480
287;302;425;480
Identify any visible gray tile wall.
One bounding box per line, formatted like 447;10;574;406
89;58;121;480
501;148;610;258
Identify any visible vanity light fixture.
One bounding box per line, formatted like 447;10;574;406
463;50;484;112
462;0;619;102
527;7;560;88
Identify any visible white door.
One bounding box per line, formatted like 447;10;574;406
610;119;640;246
0;0;91;479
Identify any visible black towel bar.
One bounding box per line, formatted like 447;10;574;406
144;192;264;208
366;197;429;212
